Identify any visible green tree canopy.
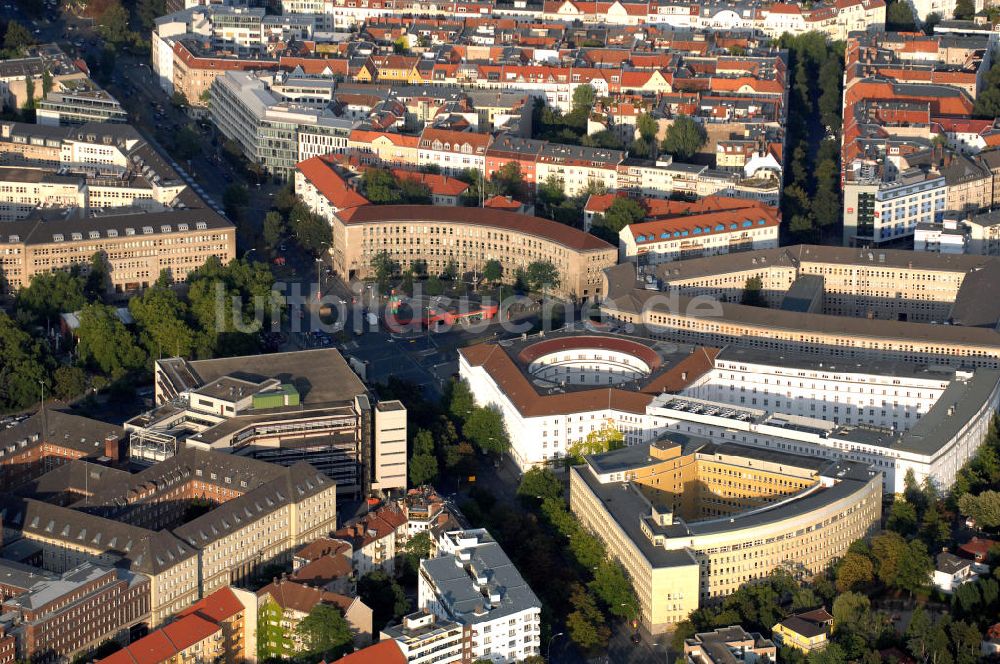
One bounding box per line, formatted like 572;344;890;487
661;116;707;161
129;282;196;359
53;365;87;401
447;378;475;422
290;202;332;256
958;490;1000;529
357;570;409;631
76;303;146;378
740;276;768;308
3;21;33;56
16;269;87;324
525;261;560;292
572;84;596;113
636;113;657;142
295;603;353;661
593;197;645;240
463;405;510;455
0;311;50;412
263;211;286;249
517;467;563;502
482;259;503;284
566;424;624;464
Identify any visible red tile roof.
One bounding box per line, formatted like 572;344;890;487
337;205;613;252
297;156;370;210
258;579;348;614
329;640;406;664
484;195;523;210
97;614;222;664
291;555;354;586
175;587;244;624
161;615;222;652
295;537;353;562
392;169;470;197
625;206;780;245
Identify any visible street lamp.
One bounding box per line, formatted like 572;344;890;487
243;248;257;261
547;632;565;662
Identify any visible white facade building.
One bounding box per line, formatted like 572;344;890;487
419;529;541;664
459;333;1000;494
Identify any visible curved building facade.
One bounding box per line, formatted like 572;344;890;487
569;439;882;636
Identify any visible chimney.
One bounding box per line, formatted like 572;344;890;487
104;434;121;462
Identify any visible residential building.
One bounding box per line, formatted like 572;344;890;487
36;79;127;126
771;609;834;653
128;350;407;497
257;578;373;653
684;626;777;664
619;205;781;265
419;529;541;663
96;587;257;664
933;552;978;593
333;641;407;664
570;439;881;634
333;502;408;576
914;219;969;254
381;611;466;664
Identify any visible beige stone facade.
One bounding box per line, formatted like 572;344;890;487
569;440;882;635
0;209;236;295
327;205;617;300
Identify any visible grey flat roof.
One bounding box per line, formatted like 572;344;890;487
187;348;366;407
714;346;959;381
420;531;540;624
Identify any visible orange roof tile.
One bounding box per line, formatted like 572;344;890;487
297;156;370;210
392;169;470;197
175;587;244;624
330;641;406;664
161;615;222;653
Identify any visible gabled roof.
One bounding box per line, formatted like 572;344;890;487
296;156;370;211
175;586;244;624
329;640;405;664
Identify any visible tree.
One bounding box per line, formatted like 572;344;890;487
223;183;249;219
566;424;624;464
832;592;871;633
22;75;35;114
85;252;111;298
950;620;981;664
886;0;916;30
441;260;458;281
636;113;657;143
492;161;526;200
16;269;86;324
896;539;933;595
362;168;402;204
591;559;639;619
447;378;475;422
537;175;566;212
835;552;874;593
517;467;563;502
409;428;439;486
39;68;51;99
959;491;1000;528
809;642;847;664
53;365;87;401
263;211;286;249
566;584;609;651
871;531;908;587
357;570;409;631
953;0;974;19
129;283;195;359
907;606;932;661
96;3;132;45
581;130;625;150
370;251;400;291
572;84;596;113
524;261;560;292
886;500;918;534
740;276;768;308
923;11;942;34
482;259;502;285
661;116;707;161
137;0;166;29
0;311;50;412
629;137;651;158
173;125;201;161
76;303;146;378
463;406;510;455
295;603;353;660
397;176;431;204
425;274;444;296
4;21;33;56
290;203;333;256
593;197;645;239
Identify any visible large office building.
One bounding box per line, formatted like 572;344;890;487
126;349;406;497
0;448;336;626
570;438;881;635
601;245;1000;368
210;71;353;179
0;562;150;664
294;159;617;299
419;529;541;663
460;331;1000;493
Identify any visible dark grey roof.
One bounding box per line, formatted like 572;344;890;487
0;410;121;465
936;551;973;574
0;208;232;246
